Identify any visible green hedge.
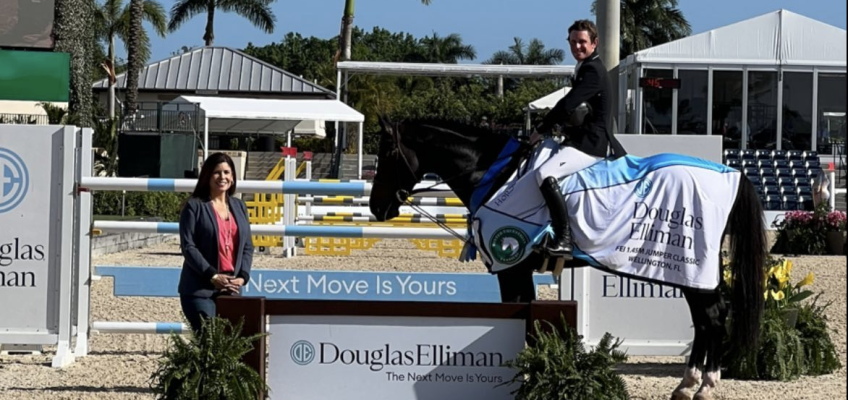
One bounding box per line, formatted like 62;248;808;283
93;191;190;222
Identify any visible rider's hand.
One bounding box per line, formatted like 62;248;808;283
530;129;543;145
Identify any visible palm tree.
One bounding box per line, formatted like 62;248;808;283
416;33;476;63
338;0;431;62
592;0;691;60
167;0;276;46
485;38;564;97
53;0;96;127
486;37;565;66
124;0;144;116
95;0;167;117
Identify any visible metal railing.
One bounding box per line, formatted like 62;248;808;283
0;113;50;125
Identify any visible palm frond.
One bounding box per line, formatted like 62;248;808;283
167;0;209;32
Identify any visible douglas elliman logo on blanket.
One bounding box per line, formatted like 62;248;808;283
630;201;704;251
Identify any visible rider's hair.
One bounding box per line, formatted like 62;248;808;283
568;19;599;43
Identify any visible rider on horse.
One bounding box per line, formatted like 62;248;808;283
532;19;628;259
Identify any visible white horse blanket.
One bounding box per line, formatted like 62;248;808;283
467;138;742;290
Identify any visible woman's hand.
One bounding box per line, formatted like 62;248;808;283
210;274;230;290
223;277;245;294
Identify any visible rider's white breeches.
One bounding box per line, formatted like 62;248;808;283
535;146;604;186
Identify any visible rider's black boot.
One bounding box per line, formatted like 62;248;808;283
539;176;573;258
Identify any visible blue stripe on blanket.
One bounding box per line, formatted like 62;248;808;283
563;153;736;194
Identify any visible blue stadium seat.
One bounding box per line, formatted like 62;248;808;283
726;159;742;169
756;150;772;160
760;167;776;178
776;168;792;178
773;159;790;169
755;186;765;196
771;149;787;160
777;177;794;187
765;195;782;210
807;168;825;181
742;159;758;168
780;185;797;196
798;195;814;211
741;149;756;160
796;186;813;197
744;167;759;177
747;175;762;186
763;184;779;195
791;168;807;178
805;160;821;170
724;149;741;159
794;177;811;187
787;150;804;160
788;160;806;169
782;195;799;210
803;150;818;161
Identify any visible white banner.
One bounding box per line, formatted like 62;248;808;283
268;315;525;400
0;126;61;334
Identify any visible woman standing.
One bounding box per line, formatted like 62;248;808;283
178;152;253;333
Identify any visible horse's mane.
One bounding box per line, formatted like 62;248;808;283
399;117;510;140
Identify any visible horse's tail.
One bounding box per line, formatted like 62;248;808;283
726;176;766;351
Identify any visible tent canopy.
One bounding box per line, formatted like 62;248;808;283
527;87;571;111
169;95;364;137
624;9;847;67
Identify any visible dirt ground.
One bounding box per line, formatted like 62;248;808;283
1;238;845;399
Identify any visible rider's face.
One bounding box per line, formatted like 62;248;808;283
568;30;597;62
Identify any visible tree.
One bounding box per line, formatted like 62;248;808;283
485;37;565;66
167;0;276;46
338;0;431;62
94;0;167;117
123;0;144;116
592;0;691;60
54;0;96;127
415;32;476;63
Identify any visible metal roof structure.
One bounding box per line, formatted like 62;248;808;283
93;47;334;96
336;61;576;77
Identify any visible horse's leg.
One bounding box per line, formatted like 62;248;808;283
671;289;709;400
692;289;728;400
495;259;536;303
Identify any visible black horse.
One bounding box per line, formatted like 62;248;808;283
368;117;766;400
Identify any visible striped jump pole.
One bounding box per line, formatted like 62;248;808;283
301;216;468;224
299;197;464;206
92;321;190;335
93;221;466;240
79;177;456;198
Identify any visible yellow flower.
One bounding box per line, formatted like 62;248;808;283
770;290;785;301
797;272;815;288
784;260;793;276
723;269;733;286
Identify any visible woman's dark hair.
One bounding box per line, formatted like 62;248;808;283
190;152;238;200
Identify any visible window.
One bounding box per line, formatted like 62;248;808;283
677;70;708;135
782;72;813;151
816;73;846;154
642;69;673;134
712;71;744;149
748;71;778;150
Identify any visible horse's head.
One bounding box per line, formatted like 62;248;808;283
370;116;422;221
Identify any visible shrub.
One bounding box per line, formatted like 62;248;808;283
94;191;190;221
771;203;846;255
722;256;841;380
502;316;629;400
149;317;268;400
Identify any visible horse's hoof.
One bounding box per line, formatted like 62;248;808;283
693;393;713;400
670;388;693;400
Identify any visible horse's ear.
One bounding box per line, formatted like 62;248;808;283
378;114;393;135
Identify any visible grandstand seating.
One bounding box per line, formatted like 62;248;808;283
724;148;825;211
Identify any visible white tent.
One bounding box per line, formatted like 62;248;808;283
169;96;367;177
527;87;572;111
524;86;571;131
618;9;846;148
622;9;846;67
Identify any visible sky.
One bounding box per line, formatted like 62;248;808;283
133;0;848;66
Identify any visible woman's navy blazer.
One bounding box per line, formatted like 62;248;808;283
178;196;254;297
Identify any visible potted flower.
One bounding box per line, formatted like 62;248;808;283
763;258;815;328
824;210;846;255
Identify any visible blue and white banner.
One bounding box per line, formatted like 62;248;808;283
94;267;555;302
472;140;741;290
